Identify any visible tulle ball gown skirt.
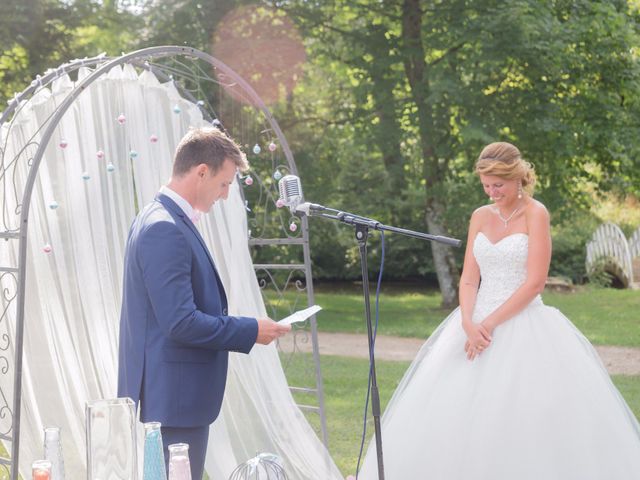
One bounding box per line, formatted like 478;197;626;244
358;303;640;479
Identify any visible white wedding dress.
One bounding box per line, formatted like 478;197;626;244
359;232;640;479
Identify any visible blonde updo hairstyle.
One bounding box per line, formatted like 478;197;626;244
475;142;536;195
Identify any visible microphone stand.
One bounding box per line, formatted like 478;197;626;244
302;205;461;480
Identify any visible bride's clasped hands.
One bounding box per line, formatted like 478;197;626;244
462;319;493;360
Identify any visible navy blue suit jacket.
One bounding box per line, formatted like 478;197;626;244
117;194;258;427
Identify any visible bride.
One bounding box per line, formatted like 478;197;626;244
358;142;640;479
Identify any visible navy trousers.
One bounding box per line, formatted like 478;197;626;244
161;425;210;480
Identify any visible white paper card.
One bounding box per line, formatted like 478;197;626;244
278;305;322;326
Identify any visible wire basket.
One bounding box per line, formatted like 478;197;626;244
228;453;289;480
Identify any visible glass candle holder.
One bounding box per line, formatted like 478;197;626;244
143;422;167;480
168;443;191;480
32;459;52;480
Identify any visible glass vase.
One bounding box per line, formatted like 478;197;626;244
143;422;167;480
167;443;191;480
43;426;65;480
86;397;137;480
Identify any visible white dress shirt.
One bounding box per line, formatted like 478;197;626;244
159;185;201;223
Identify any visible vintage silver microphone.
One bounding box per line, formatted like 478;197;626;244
278;174;304;213
278;175;327;215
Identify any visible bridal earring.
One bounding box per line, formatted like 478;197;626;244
517;182;523;199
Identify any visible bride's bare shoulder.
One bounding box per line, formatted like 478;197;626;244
525;198;549;215
472;204;494;218
469;205;492;229
524;198;550;225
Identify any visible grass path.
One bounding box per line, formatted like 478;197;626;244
278;331;640;374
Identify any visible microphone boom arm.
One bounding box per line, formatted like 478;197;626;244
309;208;462;247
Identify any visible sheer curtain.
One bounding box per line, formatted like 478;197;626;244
0;64;341;479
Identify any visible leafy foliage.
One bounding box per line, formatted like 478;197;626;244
0;0;141;103
268;0;640;282
2;0;640;283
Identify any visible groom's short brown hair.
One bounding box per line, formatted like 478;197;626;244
173;127;248;177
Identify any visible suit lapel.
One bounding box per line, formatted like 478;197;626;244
156;194;221;279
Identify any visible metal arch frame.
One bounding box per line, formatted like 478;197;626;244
2;45;326;478
0;53;109;126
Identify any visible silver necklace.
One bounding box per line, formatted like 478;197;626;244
493;204;521;228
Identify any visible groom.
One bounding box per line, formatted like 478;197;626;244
117;127;290;479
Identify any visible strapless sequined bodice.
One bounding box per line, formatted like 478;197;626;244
472;232;542;320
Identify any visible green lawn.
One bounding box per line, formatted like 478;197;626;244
287;355;410;476
311;289;447;338
285;354;640;477
266;284;640;346
543;288;640;346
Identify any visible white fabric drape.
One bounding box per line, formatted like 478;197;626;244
0;64;341;479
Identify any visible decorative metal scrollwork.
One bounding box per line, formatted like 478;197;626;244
0;272;15;439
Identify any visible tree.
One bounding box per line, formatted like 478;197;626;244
0;0;141;105
271;0;640;306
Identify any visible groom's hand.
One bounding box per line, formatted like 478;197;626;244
255;318;291;345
